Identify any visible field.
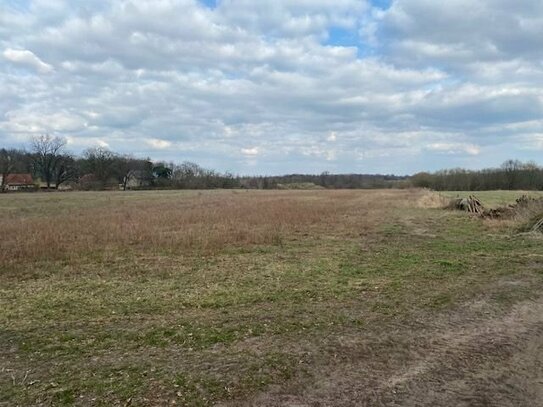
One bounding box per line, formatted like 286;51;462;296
1;189;543;406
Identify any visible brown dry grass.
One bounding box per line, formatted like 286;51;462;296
0;189;417;266
416;189;449;209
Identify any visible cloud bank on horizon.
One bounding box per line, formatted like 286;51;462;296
1;0;542;174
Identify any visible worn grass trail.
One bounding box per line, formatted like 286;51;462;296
1;189;542;406
243;292;543;406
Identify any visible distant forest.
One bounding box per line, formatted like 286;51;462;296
1;136;542;191
411;160;543;191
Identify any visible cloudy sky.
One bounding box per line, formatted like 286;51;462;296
1;0;543;174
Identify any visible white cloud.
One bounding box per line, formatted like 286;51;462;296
241;147;259;156
0;0;542;173
1;110;85;134
146;138;173;149
96;139;110;148
3;48;53;73
427;143;481;156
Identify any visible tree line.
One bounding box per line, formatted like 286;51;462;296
0;135;240;191
4;136;539;192
411;160;543;191
238;173;407;189
0;135;408;191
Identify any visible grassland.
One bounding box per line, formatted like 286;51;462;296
1;189;543;406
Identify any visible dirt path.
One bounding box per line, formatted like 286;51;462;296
239;296;543;406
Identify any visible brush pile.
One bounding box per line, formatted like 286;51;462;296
448;195;485;215
484;195;543;219
531;217;543;232
448;194;543;233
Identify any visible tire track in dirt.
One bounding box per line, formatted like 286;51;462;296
240;297;543;406
378;298;543;407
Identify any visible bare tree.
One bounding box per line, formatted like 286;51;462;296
115;156;153;191
83;147;116;188
30;135;67;189
54;155;79;188
502;159;522;190
0;148;16;192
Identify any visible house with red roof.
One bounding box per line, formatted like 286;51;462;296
0;174;36;191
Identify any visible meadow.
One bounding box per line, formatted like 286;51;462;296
1;189;543;406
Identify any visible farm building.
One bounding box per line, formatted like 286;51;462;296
0;174;35;191
124;170;152;189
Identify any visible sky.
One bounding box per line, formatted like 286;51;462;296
1;0;543;175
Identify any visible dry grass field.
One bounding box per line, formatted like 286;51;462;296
2;189;543;406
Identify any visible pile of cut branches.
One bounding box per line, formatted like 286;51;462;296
448;194;543;233
484;195;543;219
531;217;543;232
448;195;485;215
